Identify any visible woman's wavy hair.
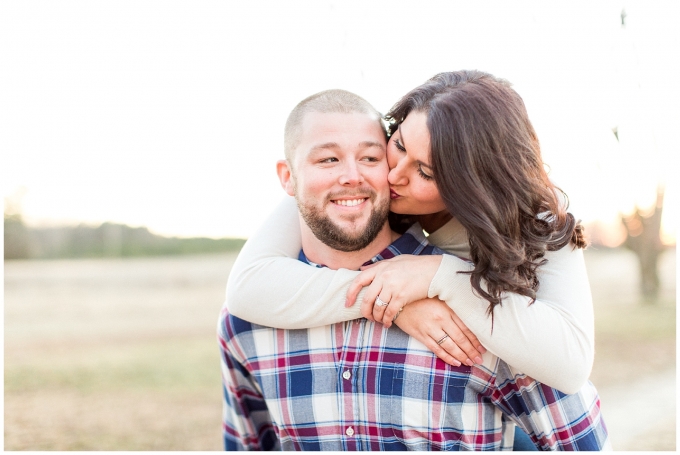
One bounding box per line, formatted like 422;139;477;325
385;70;586;316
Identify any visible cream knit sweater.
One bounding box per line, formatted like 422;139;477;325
226;197;594;394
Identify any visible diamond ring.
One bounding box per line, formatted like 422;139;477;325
375;296;389;307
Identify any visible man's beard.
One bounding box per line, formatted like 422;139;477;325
297;192;390;253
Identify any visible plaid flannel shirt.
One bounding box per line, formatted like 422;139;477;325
218;225;610;451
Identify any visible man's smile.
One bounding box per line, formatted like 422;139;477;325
331;198;367;207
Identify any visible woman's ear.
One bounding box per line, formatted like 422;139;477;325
276;160;295;196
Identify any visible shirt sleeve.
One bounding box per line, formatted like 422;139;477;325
485;361;611;450
218;310;280;451
225;196;364;328
428;246;594;394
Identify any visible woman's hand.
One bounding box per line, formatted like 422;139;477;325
393;297;486;367
345;254;443;327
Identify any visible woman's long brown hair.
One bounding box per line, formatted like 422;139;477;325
386;70;586;316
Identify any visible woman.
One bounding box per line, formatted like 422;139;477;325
226;70;594;396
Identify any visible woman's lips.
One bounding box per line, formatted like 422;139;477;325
390;189;401;200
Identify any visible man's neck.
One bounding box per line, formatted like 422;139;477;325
300;221;399;270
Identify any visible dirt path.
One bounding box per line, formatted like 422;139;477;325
584;247;676;451
597;367;676;450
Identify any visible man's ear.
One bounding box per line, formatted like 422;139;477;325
276;160;295;196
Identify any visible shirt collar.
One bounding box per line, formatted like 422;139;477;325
298;223;433;269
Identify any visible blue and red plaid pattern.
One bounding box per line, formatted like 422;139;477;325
218;226;610;451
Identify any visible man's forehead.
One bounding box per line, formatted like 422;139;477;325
286;110;386;169
301;110;380;130
299;111;384;145
308;139;385;153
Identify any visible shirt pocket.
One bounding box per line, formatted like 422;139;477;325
259;368;339;447
389;366;470;451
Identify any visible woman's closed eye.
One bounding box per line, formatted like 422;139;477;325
417;165;433;180
395;137;433;180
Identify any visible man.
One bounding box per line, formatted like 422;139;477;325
218;89;610;450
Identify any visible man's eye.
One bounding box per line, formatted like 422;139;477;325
319;157;338;163
361;156;379;162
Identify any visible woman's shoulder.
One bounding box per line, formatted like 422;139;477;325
426;217;470;258
539;242;588;280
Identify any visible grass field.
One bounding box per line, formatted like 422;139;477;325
4;248;676;450
4;254;233;450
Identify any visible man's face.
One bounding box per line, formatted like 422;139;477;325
281;111;390;252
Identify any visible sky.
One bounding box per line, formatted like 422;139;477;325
2;0;678;243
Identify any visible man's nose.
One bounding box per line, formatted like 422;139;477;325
339;161;364;186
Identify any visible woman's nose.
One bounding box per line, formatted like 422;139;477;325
387;157;407;186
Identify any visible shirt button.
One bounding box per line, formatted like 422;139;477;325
345;426;354;437
342;370;351;380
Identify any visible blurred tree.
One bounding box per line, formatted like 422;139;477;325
4;213;31;259
621;184;665;301
3;187;246;259
4;188;31;259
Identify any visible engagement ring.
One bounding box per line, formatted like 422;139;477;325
375;296;389;307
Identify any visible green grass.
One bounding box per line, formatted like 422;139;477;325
5;336;221;394
4;335;225;450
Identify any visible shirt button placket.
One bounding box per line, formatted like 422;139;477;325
339;321;363;449
341;369;355;441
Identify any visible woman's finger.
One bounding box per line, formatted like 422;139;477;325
450;312;487;355
345;268;377;308
371;292;391;323
359;281;383;321
440;321;484;364
421;336;462;367
437;333;475;366
381;298;404;328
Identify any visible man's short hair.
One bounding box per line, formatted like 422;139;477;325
284;89;385;162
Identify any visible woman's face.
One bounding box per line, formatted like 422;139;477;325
387;110;447;215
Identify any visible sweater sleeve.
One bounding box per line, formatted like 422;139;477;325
225;196;364;328
428;246;594;394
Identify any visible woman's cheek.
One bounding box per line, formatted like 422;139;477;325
411;183;445;211
386;148;397;170
425;187;447;212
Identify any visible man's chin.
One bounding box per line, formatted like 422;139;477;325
328;218;371;235
299;196;391;252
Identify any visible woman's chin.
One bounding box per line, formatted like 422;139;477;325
389;200;427;216
388;201;410;214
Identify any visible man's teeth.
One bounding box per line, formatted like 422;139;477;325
334;198;366;207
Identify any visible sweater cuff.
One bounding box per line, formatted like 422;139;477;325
428;254;473;298
427;254;489;322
